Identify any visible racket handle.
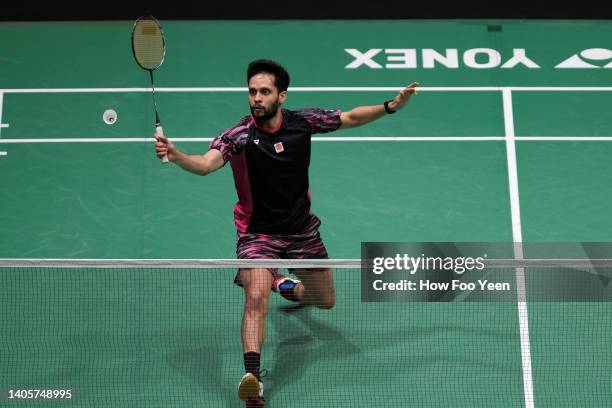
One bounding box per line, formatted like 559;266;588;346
155;125;169;164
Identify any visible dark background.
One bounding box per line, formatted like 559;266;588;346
2;1;612;20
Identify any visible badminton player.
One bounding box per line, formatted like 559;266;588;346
155;59;418;407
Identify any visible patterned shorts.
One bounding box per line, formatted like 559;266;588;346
233;215;329;287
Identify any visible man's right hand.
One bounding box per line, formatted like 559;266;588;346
155;134;176;162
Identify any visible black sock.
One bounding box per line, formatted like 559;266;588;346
244;351;260;379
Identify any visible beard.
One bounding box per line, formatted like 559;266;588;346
250;99;280;122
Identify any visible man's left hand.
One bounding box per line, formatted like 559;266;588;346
389;82;419;111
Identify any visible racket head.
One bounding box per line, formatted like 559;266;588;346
132;16;165;71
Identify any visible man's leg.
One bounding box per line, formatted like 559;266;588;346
238;268;274;405
291;268;336;309
274;216;335;309
240;268;275;354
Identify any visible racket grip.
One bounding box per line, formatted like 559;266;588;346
155;125;169;164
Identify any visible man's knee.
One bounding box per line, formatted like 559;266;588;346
245;289;270;312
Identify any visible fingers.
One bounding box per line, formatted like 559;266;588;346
154;137;168;148
154;133;171;158
390;82;420;111
405;82;419;95
397;82;419;100
155;144;168;158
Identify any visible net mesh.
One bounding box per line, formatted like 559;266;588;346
0;259;610;407
132;18;165;70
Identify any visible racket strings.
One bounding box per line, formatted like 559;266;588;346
132;18;165;70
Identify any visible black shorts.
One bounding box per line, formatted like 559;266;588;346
233;215;329;287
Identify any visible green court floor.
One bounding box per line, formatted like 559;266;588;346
1;20;611;407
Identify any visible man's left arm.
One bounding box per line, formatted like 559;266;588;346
339;82;419;130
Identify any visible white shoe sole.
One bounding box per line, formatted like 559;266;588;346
238;373;260;401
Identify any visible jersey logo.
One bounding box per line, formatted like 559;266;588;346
253;139;259;145
274;142;284;153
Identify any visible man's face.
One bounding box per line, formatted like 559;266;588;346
248;73;287;121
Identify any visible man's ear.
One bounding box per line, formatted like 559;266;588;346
279;90;287;104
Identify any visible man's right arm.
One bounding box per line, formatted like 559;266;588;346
155;134;225;176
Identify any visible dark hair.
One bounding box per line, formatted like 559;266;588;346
247;59;290;92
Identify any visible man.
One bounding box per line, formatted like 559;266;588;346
155;59;418;407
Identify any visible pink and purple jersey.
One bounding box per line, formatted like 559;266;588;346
210;108;342;235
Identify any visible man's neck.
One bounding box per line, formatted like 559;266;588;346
255;109;283;132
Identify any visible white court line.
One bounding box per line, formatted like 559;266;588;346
3;136;612;144
1;86;612;93
1;88;245;93
315;136;504;141
502;88;534;408
509;87;612;92
516;136;612;141
0;90;5;157
0;136;506;143
0;138;159;143
0;124;8;128
0;91;4;134
0;87;494;93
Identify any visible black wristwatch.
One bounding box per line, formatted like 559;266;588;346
384;100;396;114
